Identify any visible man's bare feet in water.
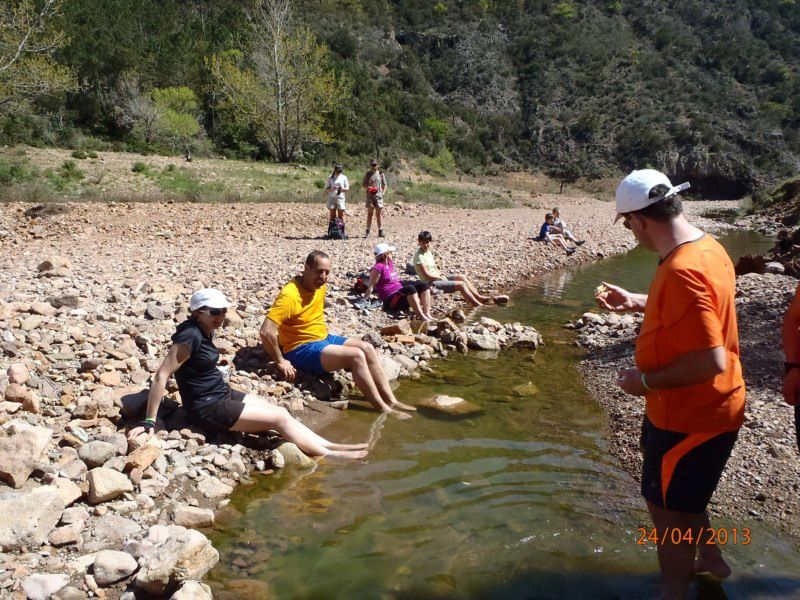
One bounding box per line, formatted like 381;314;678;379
391;401;417;412
324;449;369;460
694;548;732;579
324;442;370;451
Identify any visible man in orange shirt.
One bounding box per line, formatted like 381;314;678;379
596;170;744;600
781;284;800;451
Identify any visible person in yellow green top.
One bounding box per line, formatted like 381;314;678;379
412;231;508;307
260;250;416;420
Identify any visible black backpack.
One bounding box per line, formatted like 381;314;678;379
326;218;346;240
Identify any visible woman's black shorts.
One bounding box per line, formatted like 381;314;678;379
383;280;430;312
188;389;247;434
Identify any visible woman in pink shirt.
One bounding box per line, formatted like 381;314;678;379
363;242;433;321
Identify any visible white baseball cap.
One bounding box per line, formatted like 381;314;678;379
373;242;396;256
189;288;231;311
614;169;690;222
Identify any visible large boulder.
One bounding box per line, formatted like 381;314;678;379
275;442;316;469
0;486;64;550
417;395;483;417
173;506;215;529
79;440;117;468
377;353;402;381
20;574;70;600
93;550;139;586
87;467;133;504
0;420;52;488
171;580;213;600
134;525;219;595
466;333;500;351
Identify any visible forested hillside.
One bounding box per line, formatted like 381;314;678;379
2;0;799;197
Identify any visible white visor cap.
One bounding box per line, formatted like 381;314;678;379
373;242;396;256
614;169;690;223
189;288;231;312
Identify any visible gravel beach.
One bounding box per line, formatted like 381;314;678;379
0;197;750;597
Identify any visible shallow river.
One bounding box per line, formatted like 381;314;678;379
208;229;800;599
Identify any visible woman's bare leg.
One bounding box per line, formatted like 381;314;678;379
231;399;367;458
406;293;428;321
420;288;433;320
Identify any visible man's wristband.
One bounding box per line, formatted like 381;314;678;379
641;373;653;392
140;418;156;431
785;362;800;374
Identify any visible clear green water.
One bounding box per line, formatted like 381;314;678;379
208;230;800;599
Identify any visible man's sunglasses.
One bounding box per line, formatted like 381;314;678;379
201;307;227;317
621;215;632;230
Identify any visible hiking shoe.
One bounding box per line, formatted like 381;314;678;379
566;248;577;256
378;229;385;237
576;240;586;246
365;229;370;237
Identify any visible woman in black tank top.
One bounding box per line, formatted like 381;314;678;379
126;289;368;461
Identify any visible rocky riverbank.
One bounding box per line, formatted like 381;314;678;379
3;194;676;600
0;197;739;598
575;272;800;538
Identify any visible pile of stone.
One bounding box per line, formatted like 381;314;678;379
734;226;800;277
568;311;641;349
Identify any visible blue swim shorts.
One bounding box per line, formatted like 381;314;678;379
284;334;347;376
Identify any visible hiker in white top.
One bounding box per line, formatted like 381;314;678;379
324;164;349;223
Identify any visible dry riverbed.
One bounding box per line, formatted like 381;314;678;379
0;198;732;598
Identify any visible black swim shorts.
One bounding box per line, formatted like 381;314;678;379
383;280;430;312
188;388;247;434
640;416;738;514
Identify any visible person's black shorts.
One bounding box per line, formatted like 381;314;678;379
640;416;738;514
383;280;430;312
188;388;247;434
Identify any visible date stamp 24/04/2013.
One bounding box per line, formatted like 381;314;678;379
636;527;751;546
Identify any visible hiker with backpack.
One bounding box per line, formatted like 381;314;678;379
363;159;387;238
363;242;434;321
324;164;349;239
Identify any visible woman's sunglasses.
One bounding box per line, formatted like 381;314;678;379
201;307;227;317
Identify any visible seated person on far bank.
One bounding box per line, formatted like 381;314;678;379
551;207;585;246
412;230;508;306
260;250;416;420
536;212;576;255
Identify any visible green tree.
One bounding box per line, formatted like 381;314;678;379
209;0;349;162
0;0;73;113
152;87;203;161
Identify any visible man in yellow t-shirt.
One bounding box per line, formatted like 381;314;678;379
260;250;415;419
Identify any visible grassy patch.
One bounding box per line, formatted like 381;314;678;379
394;181;512;209
151;165;227;201
0;152;39;185
43;160;85;192
71;149;98;159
